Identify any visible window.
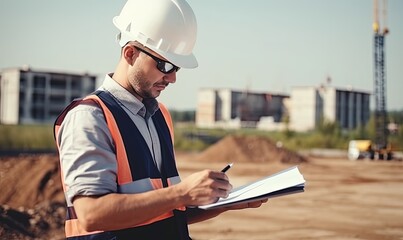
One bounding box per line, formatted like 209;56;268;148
33;76;46;89
50;75;66;90
71;77;81;90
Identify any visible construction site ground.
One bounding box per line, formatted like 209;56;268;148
1;135;403;240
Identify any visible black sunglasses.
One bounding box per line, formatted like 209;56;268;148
134;46;180;74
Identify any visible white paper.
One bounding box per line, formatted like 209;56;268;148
198;166;305;210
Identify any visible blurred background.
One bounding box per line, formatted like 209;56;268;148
0;1;403;239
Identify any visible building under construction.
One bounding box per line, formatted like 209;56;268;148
196;88;289;129
195;86;371;132
0;66;97;124
289;86;371;132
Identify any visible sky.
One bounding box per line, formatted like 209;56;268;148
0;0;402;111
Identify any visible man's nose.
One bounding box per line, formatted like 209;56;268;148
164;72;176;84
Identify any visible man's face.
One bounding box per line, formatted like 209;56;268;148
127;46;177;99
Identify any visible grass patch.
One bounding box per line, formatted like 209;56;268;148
1;123;401;152
0;124;56;150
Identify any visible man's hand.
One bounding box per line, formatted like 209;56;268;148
186;198;268;224
224;199;268;210
176;170;233;206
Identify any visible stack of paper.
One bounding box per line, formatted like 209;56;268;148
198;166;305;210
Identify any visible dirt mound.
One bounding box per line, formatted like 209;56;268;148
0;202;65;240
0;154;64;209
196;135;307;164
0;154;65;239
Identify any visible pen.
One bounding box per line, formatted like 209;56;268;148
221;163;233;173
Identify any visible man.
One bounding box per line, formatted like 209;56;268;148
54;0;266;239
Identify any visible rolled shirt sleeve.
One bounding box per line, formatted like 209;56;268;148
57;101;118;205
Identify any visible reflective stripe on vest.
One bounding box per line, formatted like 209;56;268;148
54;91;188;239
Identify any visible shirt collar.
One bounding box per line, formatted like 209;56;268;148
99;73;159;118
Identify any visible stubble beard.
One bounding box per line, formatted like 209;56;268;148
129;68;157;99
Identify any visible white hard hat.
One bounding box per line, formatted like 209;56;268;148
113;0;198;68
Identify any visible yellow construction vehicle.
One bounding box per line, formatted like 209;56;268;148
348;140;393;160
348;140;372;160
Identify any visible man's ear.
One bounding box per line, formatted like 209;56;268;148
122;45;139;66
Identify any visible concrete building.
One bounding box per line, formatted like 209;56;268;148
290;86;371;131
0;66;97;124
196;88;289;129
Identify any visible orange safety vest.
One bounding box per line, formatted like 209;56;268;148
54;91;189;239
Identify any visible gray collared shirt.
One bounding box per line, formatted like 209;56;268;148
57;74;162;205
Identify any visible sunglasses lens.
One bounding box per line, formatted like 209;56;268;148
158;62;178;74
163;63;173;73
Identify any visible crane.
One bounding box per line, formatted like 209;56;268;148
347;0;393;161
372;0;392;159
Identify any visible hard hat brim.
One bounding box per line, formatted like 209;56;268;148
161;51;198;69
